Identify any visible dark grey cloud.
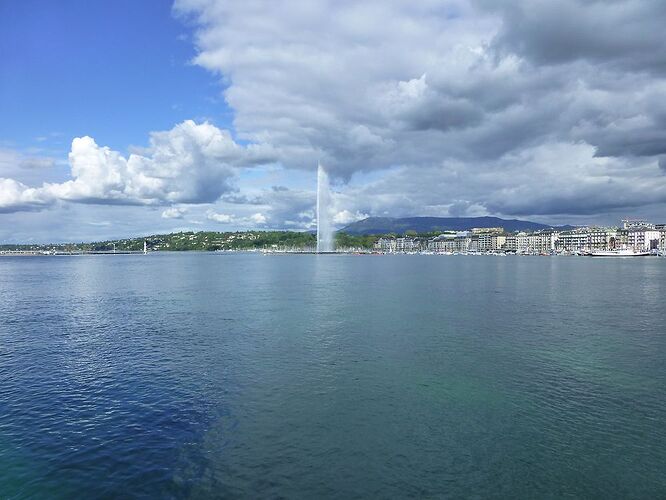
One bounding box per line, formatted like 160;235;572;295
592;129;666;158
484;181;666;217
480;0;666;74
447;200;473;217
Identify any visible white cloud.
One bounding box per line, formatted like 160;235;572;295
207;210;235;223
162;206;187;219
0;120;276;213
206;209;267;226
0;178;54;213
333;209;368;225
47;120;273;204
250;212;267;224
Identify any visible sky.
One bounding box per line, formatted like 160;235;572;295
1;0;666;243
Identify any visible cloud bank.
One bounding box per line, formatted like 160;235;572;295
3;0;666;231
173;0;666;221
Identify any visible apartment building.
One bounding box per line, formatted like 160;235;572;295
556;230;589;252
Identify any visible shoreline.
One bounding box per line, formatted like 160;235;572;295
2;250;663;258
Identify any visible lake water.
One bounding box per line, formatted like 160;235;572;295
1;253;665;498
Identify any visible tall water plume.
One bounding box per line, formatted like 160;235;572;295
316;163;334;252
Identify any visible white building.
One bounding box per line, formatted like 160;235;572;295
375;237;420;252
588;228;618;250
505;234;517;252
374;238;395;252
478;233;507;252
526;231;558;253
622;229;661;251
516;232;530;253
428;234;456;253
556;230;589;252
428;232;472;253
395;237;420;252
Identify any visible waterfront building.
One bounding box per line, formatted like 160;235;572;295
493;234;507;251
620;228;661;251
545;231;559;252
556;230;589;252
428;232;472;253
468;235;479;252
477;232;491;251
526;231;558;253
588;228;617;250
428;234;456;253
516;232;530;253
526;234;540;253
397;237;422;252
375;237;422;252
505;234;517;252
374;237;396;252
477;232;507;251
644;230;661;251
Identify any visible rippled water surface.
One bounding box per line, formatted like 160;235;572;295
1;253;665;498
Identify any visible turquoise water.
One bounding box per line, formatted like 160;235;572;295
1;253;665;498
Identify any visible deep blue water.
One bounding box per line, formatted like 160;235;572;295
1;253;665;498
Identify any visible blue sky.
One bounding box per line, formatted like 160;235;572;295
0;0;230;153
1;0;666;243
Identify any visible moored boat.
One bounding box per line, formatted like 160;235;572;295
585;249;652;257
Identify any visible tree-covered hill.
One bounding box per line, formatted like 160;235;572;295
0;231;317;252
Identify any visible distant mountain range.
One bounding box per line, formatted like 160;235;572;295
340;216;574;235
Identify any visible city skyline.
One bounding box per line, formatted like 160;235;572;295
2;0;666;243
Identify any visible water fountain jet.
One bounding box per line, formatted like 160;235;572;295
316;163;334;253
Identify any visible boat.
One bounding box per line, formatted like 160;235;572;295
585;249;652;257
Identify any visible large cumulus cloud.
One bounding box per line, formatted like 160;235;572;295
0;120;275;213
0;178;53;214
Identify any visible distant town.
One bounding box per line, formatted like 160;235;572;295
373;219;666;256
1;219;665;257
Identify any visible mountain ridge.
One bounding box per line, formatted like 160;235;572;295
341;216;574;235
